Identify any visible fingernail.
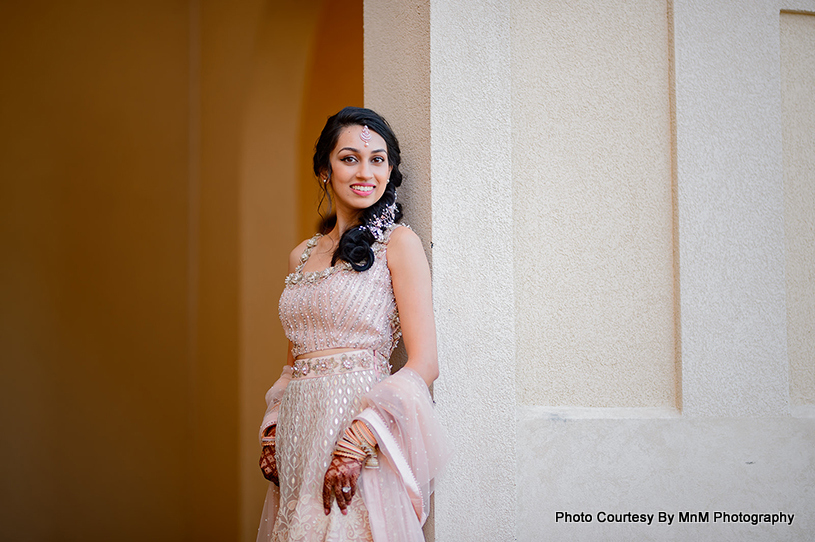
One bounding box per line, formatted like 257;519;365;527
325;508;330;515
342;509;348;515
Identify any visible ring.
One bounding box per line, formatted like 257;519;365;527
341;486;351;493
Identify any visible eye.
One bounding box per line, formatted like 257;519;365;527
340;155;358;163
371;156;386;164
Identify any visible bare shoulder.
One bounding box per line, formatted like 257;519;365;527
387;226;428;269
288;238;312;273
388;225;424;254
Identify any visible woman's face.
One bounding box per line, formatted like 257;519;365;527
326;124;392;217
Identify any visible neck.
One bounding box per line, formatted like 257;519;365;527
329;209;361;241
334;207;362;236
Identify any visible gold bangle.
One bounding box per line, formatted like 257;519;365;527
333;449;366;461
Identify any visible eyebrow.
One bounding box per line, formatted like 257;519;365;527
338;146;387;154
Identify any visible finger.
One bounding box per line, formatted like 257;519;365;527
334;478;348;515
260;460;273;482
340;470;355;506
269;449;279;483
322;473;334;514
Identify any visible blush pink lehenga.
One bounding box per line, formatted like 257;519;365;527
257;225;451;542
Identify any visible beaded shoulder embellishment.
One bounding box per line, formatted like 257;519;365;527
283;224;404;286
284;234;350;286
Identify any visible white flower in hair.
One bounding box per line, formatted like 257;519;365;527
362;194;397;242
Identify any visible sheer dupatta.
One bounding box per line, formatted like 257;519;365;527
258;366;293;442
357;367;452;541
256;366;292;542
256;365;451;542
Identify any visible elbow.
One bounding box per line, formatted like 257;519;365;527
406;356;439;387
423;359;440;386
429;363;440;383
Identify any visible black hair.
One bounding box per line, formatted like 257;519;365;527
313;106;404;271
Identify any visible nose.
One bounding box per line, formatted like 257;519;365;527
357;160;373;180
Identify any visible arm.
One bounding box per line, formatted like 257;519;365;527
323;228;444;515
387;226;439;386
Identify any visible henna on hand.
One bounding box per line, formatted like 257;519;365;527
322;455;364;515
259;425;279;485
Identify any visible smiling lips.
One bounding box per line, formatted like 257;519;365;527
350;184;375;196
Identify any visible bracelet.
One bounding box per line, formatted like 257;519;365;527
333;449;366;462
261;424;276;447
332;420;379;469
335;439;366;459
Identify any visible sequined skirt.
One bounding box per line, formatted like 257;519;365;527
273;350;384;542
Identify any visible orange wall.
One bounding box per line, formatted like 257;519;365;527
0;2;194;539
0;1;362;540
238;1;364;538
0;1;260;539
297;0;365;240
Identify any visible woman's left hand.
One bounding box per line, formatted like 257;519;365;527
322;455;364;515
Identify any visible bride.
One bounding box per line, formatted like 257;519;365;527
256;107;451;542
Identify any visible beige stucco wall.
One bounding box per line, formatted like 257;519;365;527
517;1;815;540
365;0;432;251
517;411;815;541
428;0;518;537
366;0;519;539
675;0;792;417
781;12;815;408
365;0;815;540
512;0;677;408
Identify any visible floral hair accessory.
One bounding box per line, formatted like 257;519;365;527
361;191;397;242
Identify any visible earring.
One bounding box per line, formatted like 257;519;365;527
323;175;329;184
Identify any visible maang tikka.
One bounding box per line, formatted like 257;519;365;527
360;125;372;147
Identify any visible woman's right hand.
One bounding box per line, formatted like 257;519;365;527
259;426;279;485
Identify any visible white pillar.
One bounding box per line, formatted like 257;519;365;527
674;0;791;417
365;1;518;540
429;1;518;540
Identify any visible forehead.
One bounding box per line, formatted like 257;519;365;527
334;125;387;150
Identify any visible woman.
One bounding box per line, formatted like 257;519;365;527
257;107;451;542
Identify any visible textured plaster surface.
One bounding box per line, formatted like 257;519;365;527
511;0;676;408
364;0;432;254
366;1;814;540
517;407;815;541
782;0;815;12
674;0;790;416
363;1;433;536
428;1;518;540
781;12;815;406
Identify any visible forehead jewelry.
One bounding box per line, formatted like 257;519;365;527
360;125;372;147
